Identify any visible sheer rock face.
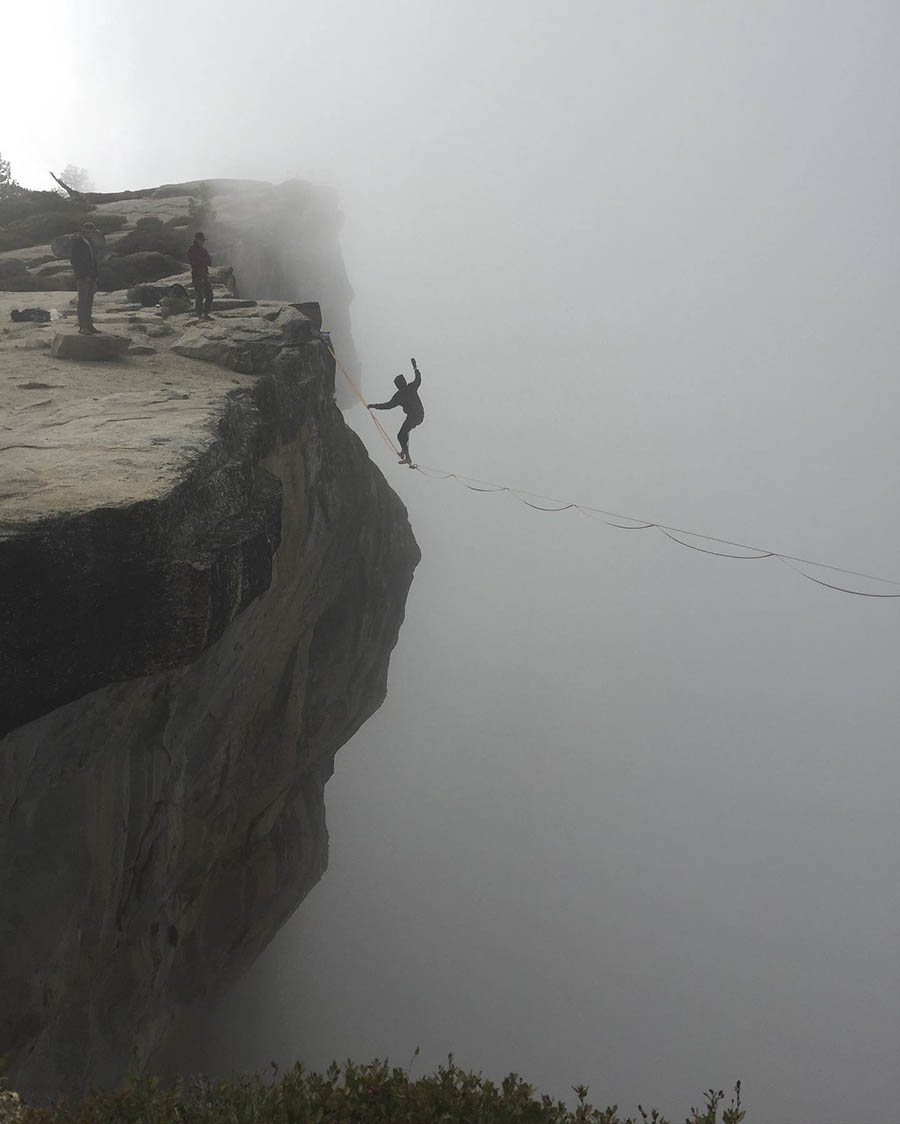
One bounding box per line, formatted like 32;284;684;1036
0;329;420;1099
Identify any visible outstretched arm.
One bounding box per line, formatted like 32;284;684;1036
367;392;400;410
410;358;421;390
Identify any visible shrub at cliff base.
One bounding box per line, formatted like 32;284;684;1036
6;1061;745;1124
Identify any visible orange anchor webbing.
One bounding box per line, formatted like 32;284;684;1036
326;342;401;458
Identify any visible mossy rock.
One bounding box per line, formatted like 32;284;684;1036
135;216;165;230
99;252;186;289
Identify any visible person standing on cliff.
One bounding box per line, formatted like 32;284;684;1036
187;231;214;321
367;358;424;465
69;221;103;334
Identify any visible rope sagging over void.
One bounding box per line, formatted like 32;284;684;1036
412;466;900;600
326;341;401;458
324;341;900;601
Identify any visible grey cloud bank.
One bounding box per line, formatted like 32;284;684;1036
7;2;900;1121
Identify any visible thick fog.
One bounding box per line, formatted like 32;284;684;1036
7;2;900;1120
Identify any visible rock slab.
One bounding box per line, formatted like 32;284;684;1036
50;332;131;361
172;317;286;374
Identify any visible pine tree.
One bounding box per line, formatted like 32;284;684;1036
0;152;21;199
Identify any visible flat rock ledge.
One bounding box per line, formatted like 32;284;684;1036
0;301;396;737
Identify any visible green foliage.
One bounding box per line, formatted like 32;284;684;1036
0;191;65;228
13;1060;743;1124
0;206;85;252
54;165;93;195
0;153;22;201
0;199;125;252
682;1083;744;1124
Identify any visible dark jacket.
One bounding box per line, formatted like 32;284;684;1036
371;367;424;421
187;241;212;275
70;234;98;280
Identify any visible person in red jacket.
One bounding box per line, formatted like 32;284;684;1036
186;231;213;320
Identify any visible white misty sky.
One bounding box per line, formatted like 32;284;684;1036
6;3;900;1122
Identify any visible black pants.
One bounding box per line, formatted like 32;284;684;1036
192;272;213;316
76;277;97;331
398;415;422;457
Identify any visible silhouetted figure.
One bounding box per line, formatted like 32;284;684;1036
187;231;213;320
70;221;103;335
368;358;424;464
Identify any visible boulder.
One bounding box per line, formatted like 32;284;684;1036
262;301;322;330
38;271;76;291
37;259;74;277
172;317;284;374
293;301;322;330
210;298;258;311
114;226;188;260
50;229;107;262
273;305;316;345
50;333;131;361
0;258;46;292
99;252;186;290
